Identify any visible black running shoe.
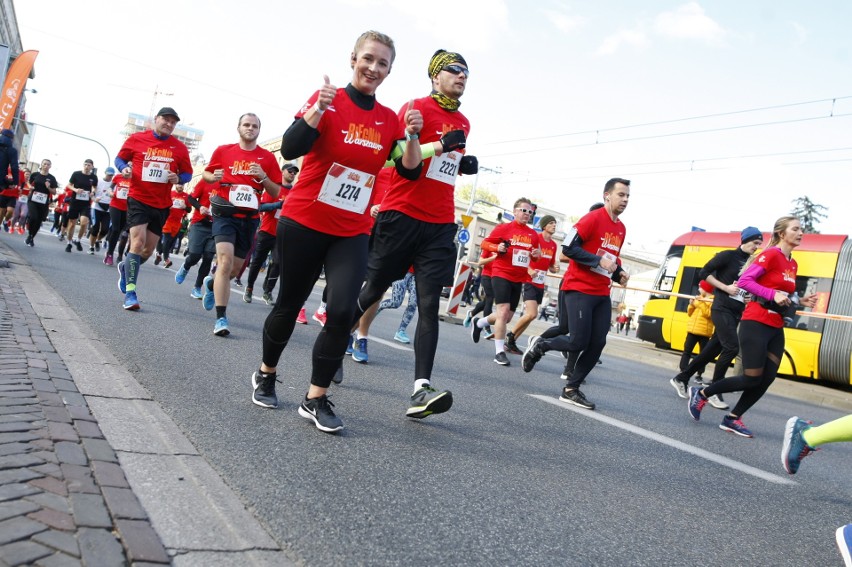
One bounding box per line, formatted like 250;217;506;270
522;336;543;373
494;351;510;366
471;317;483;343
560;387;595;410
251;371;279;409
298;395;343;433
74;240;83;252
406;386;453;419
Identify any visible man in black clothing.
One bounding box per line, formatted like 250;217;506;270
0;129;20;228
669;226;764;408
25;159;58;246
63;159;98;252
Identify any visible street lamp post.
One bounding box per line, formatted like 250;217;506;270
17;119;112;170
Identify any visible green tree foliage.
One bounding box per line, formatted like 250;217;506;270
790;196;828;234
455;184;500;206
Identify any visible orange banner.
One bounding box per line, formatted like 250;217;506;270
0;50;39;130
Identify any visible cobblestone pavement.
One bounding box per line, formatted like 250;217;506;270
0;264;170;566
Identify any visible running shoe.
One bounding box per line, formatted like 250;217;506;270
352;337;369;363
483;328;495;341
494;351;510;366
346;333;355;355
298;395;343;433
394;330;411;344
235;278;243;288
163;259;172;269
504;341;523;356
213;316;230;337
117;261;127;294
463;310;473;328
296;307;308;325
65;243;72;253
782;416;815;474
104;253;114;266
560;368;573;381
154;254;162;265
251;370;279;409
94;241;100;252
175;264;188;284
263;292;274;306
707;394;729;410
312;310;327;326
719;415;753;438
202;275;215;311
58;234;65;241
190;287;203;300
74;240;83;252
836;524;852;567
522;336;543;373
123;291;140;311
243;287;253;304
688;387;707;421
17;226;24;235
25;236;33;247
560;387;595;410
406;385;453;419
471;317;483;343
670;377;688;399
88;246;95;255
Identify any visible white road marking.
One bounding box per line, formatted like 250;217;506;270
529;394;796;486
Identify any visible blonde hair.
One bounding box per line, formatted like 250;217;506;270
767;215;799;248
353;31;396;64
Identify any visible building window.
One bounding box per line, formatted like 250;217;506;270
474;244;481;257
478;227;486;237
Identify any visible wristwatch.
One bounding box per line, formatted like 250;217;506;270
405;132;419;142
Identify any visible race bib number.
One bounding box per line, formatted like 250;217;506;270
115;187;129;199
228;185;259;210
317;163;374;214
591;250;617;277
274;207;282;219
532;269;546;285
31;192;48;204
75;190;90;201
425;151;461;185
172;198;186;209
141;161;170;183
512;248;530;267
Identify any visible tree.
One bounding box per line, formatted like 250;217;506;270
455;184;500;207
791;196;828;234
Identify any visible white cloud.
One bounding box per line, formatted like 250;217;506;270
653;2;726;43
597;29;649;55
541;8;587;34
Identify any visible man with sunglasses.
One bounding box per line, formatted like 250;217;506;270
522;178;631;410
349;49;477;419
471;198;542;366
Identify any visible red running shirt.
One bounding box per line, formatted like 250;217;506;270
258;186;289;236
163;189;189;235
483;221;542;283
561;206;626;296
379;96;471;224
189;180;213;225
117;131;192;209
205;144;283;220
110;176;130;212
742;247;798;328
281;88;401;237
529;236;558;289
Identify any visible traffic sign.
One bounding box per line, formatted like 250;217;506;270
458;229;470;243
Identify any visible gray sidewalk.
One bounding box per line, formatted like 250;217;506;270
0;246;295;566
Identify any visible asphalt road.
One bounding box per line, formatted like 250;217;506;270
5;229;852;566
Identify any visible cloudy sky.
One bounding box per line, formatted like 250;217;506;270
12;0;852;254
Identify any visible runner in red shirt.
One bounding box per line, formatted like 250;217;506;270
471;198;541;366
505;214;560;354
115;107;193;310
174;180;217;299
522;179;631;411
199;113;283;336
250;31;423;435
11;163;30;234
463;249;497;332
688;216;818;437
154;185;191;269
104;173;130;266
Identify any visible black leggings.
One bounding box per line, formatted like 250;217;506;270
679;334;710;374
541;288;570;339
91;208;110;240
106;208;127;256
471;275;494;319
703;320;784;417
262;220;368;389
26;203;48;238
676;308;741;383
246;230;276;290
539;292;611;388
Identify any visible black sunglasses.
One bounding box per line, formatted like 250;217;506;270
441;64;469;77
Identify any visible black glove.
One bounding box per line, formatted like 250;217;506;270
459;155;478;175
440;130;466;153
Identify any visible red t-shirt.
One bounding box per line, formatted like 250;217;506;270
117;130;192;209
742;247;798;328
18;171;29;199
109;176;130;212
379;96;471;224
189;180;213;225
561;206;626;296
529;236;558;289
205;144;283;220
280;88;400;237
483;221;542;283
480;250;496;278
258;186;289;236
163;189;189;235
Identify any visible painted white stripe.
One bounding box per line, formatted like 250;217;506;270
529;394;796;486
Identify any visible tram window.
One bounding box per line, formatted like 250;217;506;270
652;250;682;298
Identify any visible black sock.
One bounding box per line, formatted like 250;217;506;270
216;306;226;318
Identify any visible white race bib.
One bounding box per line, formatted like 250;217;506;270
75;190;90;201
317;163;374;214
228;185;259;210
591;250;617;276
30;192;48;204
425;151;461;185
141;161;169;183
512;248;530;267
115;187;129;199
172;198;186;209
532;269;546;285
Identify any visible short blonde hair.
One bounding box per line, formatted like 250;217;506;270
353;30;396;64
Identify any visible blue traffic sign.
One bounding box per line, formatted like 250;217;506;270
458;229;470;244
